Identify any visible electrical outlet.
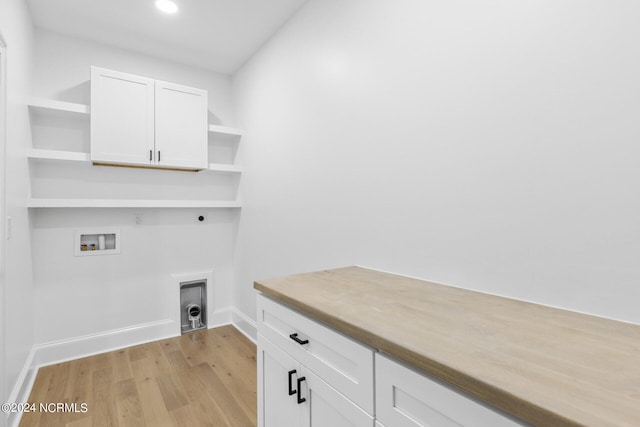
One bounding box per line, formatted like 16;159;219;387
133;213;144;227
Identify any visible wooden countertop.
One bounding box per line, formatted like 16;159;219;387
254;266;640;427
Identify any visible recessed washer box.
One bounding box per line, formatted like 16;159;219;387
74;228;121;256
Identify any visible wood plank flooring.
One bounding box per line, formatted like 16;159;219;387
20;325;257;427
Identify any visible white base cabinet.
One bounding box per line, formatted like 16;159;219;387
257;294;374;427
257;293;528;427
258;335;373;427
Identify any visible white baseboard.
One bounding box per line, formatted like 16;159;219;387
231;307;257;343
33;308;255;369
34;319;177;368
207;306;256;343
208;306;233;328
7;348;37;427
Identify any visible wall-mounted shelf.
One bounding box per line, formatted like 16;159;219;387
27;148;90;162
28;97;90;117
205;163;242;173
28;95;242;210
26;198;242;208
208;124;242;137
28;98;240;138
27;148;241;173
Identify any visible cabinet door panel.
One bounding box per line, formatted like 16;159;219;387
258;335;305;427
376;354;526;427
303;370;374;427
155;81;208;169
90;67;155;165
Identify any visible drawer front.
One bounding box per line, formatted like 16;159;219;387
376;353;527;427
257;294;374;414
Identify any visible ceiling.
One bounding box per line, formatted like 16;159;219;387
26;0;310;74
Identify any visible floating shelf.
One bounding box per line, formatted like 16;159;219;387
28;97;90;117
26;199;242;208
205;163;242;173
208;124;242;137
27;148;90;162
28;98;241;139
27;148;240;172
28;97;242;209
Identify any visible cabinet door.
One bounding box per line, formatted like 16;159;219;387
376;354;526;427
90;67;155;166
301;370;374;427
258;335;305;427
154;80;208;169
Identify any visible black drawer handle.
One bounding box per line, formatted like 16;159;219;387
296;377;306;404
289;333;309;346
288;369;297;396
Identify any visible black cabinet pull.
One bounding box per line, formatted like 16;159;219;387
149;150;152;161
296;377;306;404
287;369;297;396
158;150;161;162
289;333;309;346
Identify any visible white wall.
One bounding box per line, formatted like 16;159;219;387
30;31;239;351
0;0;35;423
232;0;640;324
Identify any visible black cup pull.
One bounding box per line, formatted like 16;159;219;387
296;377;306;404
287;369;297;396
289;333;309;346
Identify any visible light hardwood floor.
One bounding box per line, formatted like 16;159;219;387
19;325;257;427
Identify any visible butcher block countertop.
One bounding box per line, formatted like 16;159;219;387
254;266;640;427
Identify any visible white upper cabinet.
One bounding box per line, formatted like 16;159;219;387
90;67;208;170
154;80;208;169
90;67;155;166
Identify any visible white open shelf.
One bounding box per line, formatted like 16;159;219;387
208;124;242;137
28;97;243;209
26;199;242;208
27;148;241;173
27;148;90;162
28;97;90;117
205;163;242;173
29;98;241;138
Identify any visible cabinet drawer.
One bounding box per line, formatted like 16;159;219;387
257;294;374;414
376;353;527;427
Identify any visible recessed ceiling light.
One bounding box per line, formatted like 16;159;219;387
155;0;178;14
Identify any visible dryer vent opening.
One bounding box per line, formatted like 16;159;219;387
187;303;202;329
180;279;207;334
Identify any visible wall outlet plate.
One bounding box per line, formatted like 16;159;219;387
133;213;144;227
